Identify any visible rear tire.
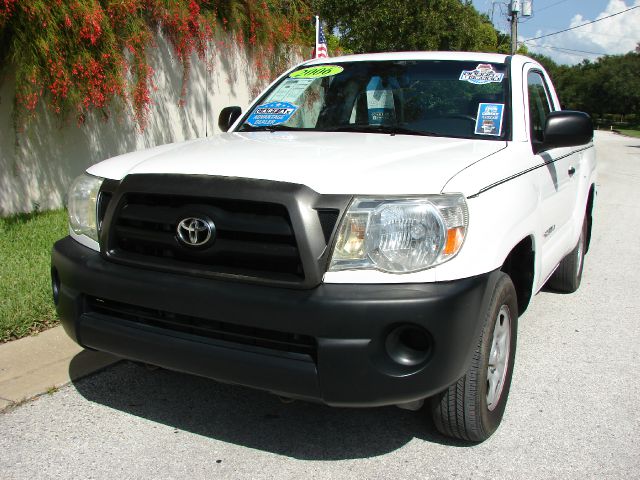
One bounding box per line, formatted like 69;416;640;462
547;215;587;293
430;273;518;442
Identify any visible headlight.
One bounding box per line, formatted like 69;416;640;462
329;195;468;273
68;173;104;243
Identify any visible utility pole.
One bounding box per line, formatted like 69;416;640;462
510;0;532;54
510;0;520;54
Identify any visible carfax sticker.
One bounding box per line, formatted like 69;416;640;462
460;64;504;84
475;103;505;136
246;101;298;127
289;65;344;79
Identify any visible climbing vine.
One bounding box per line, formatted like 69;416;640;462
0;0;313;130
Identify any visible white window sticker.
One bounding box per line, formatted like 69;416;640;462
460;64;505;85
266;78;315;104
366;77;396;125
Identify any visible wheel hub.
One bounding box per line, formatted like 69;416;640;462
487;305;511;411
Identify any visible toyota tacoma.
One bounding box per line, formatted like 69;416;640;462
52;52;596;442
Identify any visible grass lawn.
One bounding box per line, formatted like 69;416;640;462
0;209;68;342
616;129;640;139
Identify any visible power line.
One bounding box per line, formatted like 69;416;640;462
523;5;640;43
534;44;607;56
536;0;570;14
532;45;595;59
549;46;607;56
525;25;635;39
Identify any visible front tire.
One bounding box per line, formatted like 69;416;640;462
430;273;518;442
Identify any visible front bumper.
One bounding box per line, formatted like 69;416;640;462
52;236;499;407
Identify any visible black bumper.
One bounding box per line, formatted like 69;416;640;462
52;237;499;407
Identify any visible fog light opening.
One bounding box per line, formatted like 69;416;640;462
385;325;432;367
51;268;61;305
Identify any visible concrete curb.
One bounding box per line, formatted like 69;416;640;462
0;325;118;412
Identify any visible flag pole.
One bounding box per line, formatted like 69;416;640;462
315;15;319;58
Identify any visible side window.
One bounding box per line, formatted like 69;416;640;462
527;71;552;145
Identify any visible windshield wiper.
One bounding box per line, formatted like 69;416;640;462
322;125;440;137
238;124;309;132
238;123;441;137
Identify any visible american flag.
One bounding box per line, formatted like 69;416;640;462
314;16;328;58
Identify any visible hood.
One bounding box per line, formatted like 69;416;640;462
87;132;506;195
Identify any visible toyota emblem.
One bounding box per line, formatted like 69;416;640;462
176;217;215;247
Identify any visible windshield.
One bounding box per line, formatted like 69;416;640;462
237;60;509;140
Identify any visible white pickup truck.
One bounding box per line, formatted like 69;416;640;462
52;52;596;442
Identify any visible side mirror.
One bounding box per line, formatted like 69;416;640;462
538;110;593;153
218;106;242;132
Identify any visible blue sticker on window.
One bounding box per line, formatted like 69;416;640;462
246;101;298;127
475;103;504;136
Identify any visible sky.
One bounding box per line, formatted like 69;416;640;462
471;0;640;64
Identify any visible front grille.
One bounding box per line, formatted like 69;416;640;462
108;193;304;282
99;175;351;288
87;297;317;360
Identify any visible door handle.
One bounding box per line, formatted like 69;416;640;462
568;166;576;176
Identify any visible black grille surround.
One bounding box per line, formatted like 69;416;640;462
99;175;350;289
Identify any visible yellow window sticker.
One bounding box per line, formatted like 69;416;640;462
290;65;344;79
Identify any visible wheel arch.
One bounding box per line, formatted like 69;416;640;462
585;183;596;254
500;235;535;315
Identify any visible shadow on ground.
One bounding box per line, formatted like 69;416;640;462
69;359;470;459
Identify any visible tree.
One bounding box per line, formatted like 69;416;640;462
538;51;640;123
528;53;559;79
0;0;314;130
314;0;499;53
600;52;640;119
